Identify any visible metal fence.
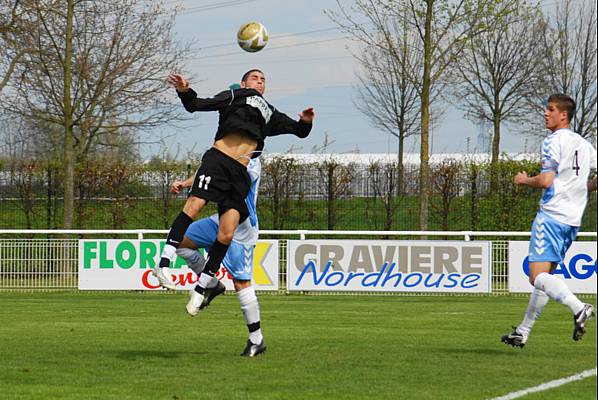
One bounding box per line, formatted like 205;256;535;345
4;157;596;233
2;230;595;293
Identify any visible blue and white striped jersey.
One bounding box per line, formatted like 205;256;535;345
539;128;597;226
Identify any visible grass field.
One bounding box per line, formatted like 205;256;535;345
0;292;595;400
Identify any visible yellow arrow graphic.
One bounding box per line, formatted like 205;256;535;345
252;242;273;285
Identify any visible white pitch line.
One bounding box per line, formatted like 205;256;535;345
489;368;597;400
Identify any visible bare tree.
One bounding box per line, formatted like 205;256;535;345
0;118;43;228
340;4;422;195
430;159;462;232
4;0;187;228
367;160;401;232
0;0;37;93
261;155;300;230
455;0;545;187
316;157;354;230
330;0;503;230
536;0;596;141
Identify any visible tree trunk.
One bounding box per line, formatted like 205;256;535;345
46;166;52;229
327;164;335;230
490;95;501;191
62;0;75;228
419;0;433;233
470;165;478;230
398;131;405;196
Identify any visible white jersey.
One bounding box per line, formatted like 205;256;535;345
539;128;597;226
208;158;261;244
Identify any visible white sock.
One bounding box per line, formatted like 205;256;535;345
534;272;584;315
237;286;262;344
207;276;219;288
161;244;176;262
197;272;213;289
517;288;549;337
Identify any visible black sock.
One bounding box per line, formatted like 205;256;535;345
194;284;206;295
248;321;261;333
166;211;193;248
204;240;230;274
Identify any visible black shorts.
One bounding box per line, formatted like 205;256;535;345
190;148;251;222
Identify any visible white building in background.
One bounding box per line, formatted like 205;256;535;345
263;152;537;166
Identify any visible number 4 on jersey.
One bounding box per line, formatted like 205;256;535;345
572;150;580;176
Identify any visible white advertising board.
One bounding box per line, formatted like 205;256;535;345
287;240;492;293
78;239;279;291
508;241;596;294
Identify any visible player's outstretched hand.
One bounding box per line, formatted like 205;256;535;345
167;73;189;93
171;180;186;194
513;171;529;185
299;107;315;123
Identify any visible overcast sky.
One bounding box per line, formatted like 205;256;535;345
144;0;545;159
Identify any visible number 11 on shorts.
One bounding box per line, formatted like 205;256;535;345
197;174;211;190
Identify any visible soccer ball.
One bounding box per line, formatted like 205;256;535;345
237;22;268;53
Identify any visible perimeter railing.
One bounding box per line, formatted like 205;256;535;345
0;229;596;293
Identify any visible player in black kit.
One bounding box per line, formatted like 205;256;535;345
154;70;314;323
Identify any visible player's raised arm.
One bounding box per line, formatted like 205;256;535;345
167;73;189;92
268;107;315;138
167;73;233;113
299;107;315;123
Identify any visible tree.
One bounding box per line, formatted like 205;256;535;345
536;0;596;141
261;155;300;230
335;2;422;195
4;0;187;228
0;0;36;93
316;157;354;230
455;0;545;187
0;121;40;228
367;160;402;232
330;0;502;230
430;159;462;232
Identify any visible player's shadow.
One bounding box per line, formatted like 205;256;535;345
116;350;208;361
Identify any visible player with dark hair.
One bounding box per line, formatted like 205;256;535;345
501;93;597;348
154;70;314;311
172;157;266;357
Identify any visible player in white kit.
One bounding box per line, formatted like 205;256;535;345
502;94;597;348
171;158;266;357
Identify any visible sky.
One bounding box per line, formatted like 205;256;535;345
143;0;544;159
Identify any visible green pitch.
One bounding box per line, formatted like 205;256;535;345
0;292;595;400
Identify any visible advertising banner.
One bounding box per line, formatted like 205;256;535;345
78;239;279;291
287;240;492;293
508;241;596;294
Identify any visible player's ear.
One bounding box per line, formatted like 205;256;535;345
240;81;246;89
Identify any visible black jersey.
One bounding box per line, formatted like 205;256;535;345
177;87;312;157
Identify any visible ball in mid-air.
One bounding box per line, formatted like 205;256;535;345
237;21;268;53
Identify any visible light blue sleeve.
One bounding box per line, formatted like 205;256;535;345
541;135;559;173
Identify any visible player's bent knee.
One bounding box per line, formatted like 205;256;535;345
217;230;234;244
528;276;536;286
233;279;251;292
183;196;206;217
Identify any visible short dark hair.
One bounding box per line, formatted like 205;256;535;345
547;93;575;122
241;69;264;82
